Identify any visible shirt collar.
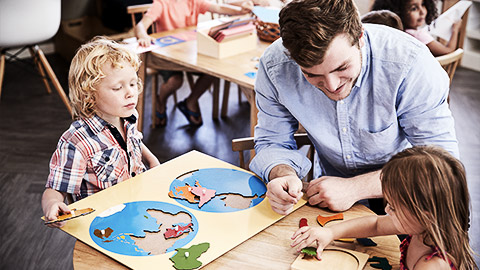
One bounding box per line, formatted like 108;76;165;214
355;30;370;89
83;114;137;135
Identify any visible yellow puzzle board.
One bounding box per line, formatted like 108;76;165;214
58;150;307;269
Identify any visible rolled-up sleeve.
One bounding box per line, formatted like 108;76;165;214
249;56;312;182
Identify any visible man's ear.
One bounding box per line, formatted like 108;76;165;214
359;30;365;48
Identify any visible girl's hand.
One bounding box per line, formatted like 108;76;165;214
452;20;462;34
240;1;254;13
138;36;155;48
291;226;334;260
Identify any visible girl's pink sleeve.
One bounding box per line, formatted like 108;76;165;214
144;0;163;21
405;28;435;45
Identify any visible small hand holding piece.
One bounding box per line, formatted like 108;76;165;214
44;201;71;228
291;225;334;260
137;36;156;48
266;174;303;215
306;176;357;211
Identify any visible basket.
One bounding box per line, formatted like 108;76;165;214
254;18;280;42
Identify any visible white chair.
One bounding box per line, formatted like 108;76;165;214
0;0;72;115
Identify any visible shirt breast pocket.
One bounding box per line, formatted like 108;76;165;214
90;148;127;187
356;122;404;163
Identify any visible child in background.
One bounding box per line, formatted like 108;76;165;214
291;146;477;270
361;10;404;30
135;0;255;127
372;0;462;56
42;37;160;228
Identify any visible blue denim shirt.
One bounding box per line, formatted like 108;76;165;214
250;24;459;182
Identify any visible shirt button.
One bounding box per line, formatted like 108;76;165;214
342;127;347;133
339;100;345;104
131;172;136;177
346;155;351;159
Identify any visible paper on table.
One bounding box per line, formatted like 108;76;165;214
424;0;472;41
120;37;160;54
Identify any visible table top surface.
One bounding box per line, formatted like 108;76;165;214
71;151;400;270
147;26;270;90
74;203;401;269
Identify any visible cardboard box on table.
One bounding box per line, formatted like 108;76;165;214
196;27;257;59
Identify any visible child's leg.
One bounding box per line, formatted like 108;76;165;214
185;74;215;114
157;71;183;113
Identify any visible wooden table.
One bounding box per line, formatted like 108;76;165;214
73;204;400;269
136;26;270;135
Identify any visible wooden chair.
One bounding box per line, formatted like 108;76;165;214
436;48;464;84
232;133;315;181
0;0;72;116
436;48;463;103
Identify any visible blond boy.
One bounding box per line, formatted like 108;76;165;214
42;37;159;228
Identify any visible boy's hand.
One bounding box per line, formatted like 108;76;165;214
138;36;155;48
44;201;71;228
291;226;334;260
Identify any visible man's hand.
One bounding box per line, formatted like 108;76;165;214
306;170;382;212
266;174;303;215
306;176;359;212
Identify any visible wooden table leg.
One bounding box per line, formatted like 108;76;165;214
212;78;220;120
137;53;147;132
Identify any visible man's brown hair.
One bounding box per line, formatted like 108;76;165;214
279;0;363;68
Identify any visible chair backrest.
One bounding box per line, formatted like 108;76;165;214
436;48;464;85
232;133;315;181
0;0;61;48
127;3;156;32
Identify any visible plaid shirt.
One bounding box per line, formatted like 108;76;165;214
46;112;147;201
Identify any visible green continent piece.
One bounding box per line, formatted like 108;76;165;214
301;246;317;257
170;242;210;270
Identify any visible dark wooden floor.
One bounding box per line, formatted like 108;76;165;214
0;54;478;269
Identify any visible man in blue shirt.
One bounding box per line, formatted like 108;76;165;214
250;0;458;215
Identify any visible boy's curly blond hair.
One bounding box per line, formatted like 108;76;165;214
68;36;142;119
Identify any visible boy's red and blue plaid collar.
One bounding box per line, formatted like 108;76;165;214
82;114;137;135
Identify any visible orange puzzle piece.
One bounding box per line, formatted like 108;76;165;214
168;184;197;203
317;213;344;226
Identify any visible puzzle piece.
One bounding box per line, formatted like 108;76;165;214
337;238;355;243
299;218;308;228
44;208;95;224
190;181;216;208
357;238;377;246
316;213;344;226
368;256;392;270
301;246;317;257
168;184;198;203
170;242;210;270
164;223;194;239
